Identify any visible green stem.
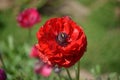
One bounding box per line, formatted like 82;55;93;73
36;75;39;80
65;68;72;80
0;52;6;69
58;73;61;80
28;28;32;43
77;61;80;80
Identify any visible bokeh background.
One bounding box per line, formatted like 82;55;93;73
0;0;120;80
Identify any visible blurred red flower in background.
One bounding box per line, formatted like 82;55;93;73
17;8;41;28
36;16;87;68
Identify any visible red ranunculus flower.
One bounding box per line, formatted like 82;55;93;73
36;16;87;68
17;8;41;28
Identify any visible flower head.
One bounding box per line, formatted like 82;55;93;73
17;8;41;28
36;16;87;67
34;60;52;77
0;69;7;80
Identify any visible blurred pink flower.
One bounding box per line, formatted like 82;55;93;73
30;45;39;58
34;60;52;77
17;8;41;28
29;45;52;77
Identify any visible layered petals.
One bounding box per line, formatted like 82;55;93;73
36;16;87;67
17;8;41;28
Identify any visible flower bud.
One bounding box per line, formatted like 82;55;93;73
53;66;61;73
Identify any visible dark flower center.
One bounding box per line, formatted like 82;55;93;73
56;32;68;46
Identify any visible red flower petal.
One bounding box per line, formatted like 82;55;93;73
36;16;87;67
